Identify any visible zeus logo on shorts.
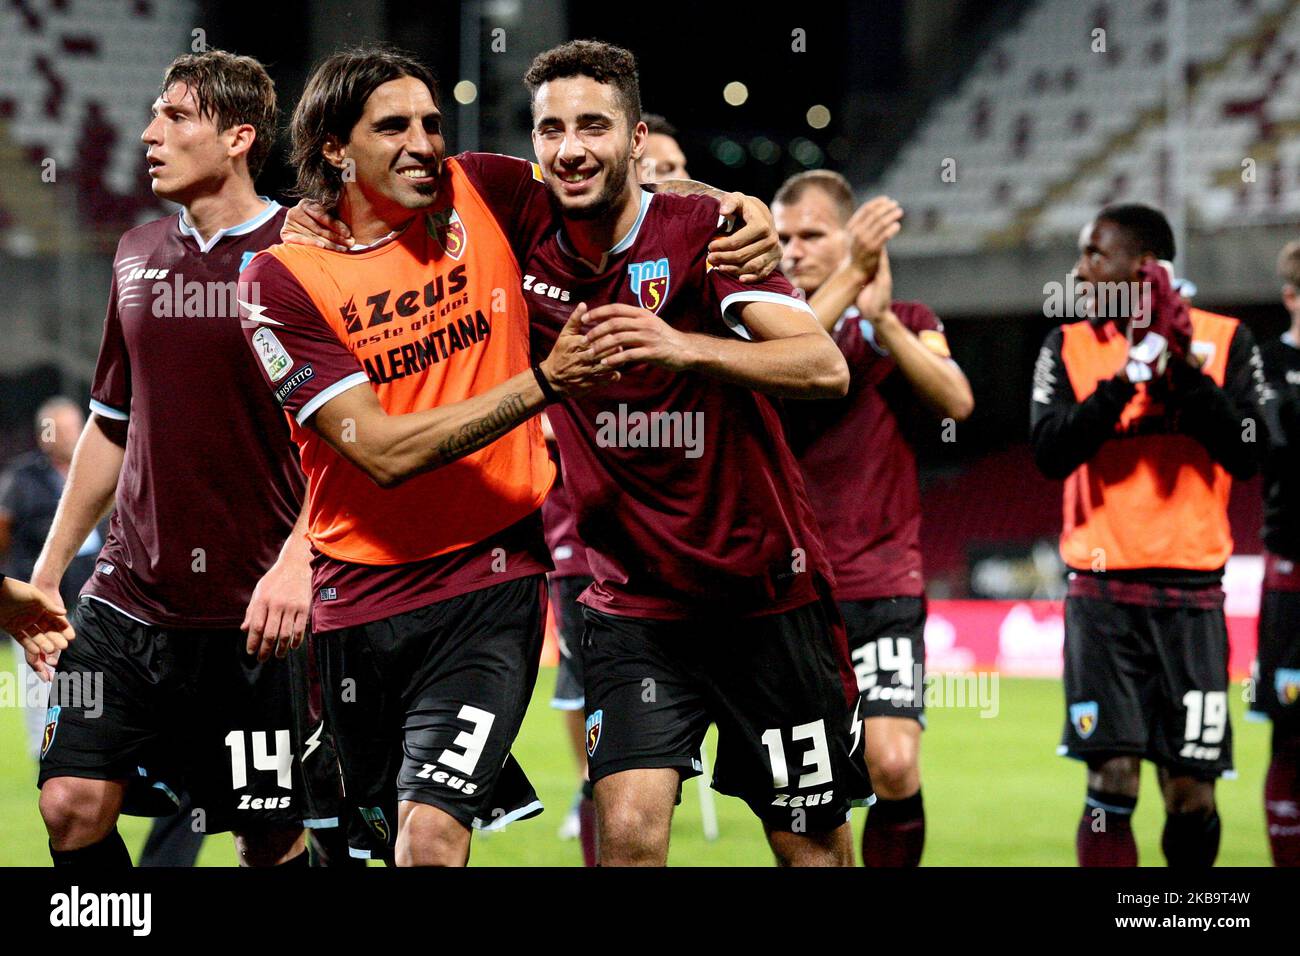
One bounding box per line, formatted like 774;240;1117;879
1070;701;1099;739
586;709;603;757
414;763;479;795
237;794;292;810
772;790;835;808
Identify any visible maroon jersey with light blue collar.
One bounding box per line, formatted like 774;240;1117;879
525;189;833;619
84;202;306;627
785;302;949;600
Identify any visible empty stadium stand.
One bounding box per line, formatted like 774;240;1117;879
874;0;1300;255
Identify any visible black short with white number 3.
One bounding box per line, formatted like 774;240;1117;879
1061;595;1233;779
580;592;873;833
839;596;927;723
38;597;309;833
314;576;547;860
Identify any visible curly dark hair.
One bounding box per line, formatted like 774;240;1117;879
162;50;277;178
523;39;641;131
290;45;439;207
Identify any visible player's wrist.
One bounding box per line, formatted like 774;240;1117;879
532;361;563;403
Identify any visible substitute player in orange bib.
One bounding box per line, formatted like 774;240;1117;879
239;48;617;866
1031;204;1270;866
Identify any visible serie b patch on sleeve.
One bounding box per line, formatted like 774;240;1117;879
252;328;294;382
919;328;951;357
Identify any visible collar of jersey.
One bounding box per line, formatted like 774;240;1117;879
557;188;652;272
177;198;280;254
1284;330;1298;349
832;305;861;333
338;212;429;255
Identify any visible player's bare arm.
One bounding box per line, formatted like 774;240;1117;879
280;198;355;252
25;414;125;675
311;302;616;487
0;576;74;675
856;250;974;421
806;196;903;332
241;500;312;662
584;300;848;399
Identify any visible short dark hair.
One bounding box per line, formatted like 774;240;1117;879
290;45;439;207
773;170;855;224
1278;239;1300;288
162;50;277;177
523;40;641;131
641;113;676;138
1096;203;1176;261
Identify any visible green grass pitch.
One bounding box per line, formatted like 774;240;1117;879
0;671;1273;866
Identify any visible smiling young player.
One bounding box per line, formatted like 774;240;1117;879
514;40;871;867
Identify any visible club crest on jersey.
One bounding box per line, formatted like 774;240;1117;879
628;258;670;313
41;705;61;758
1070;701;1098;739
1277;669;1300;707
360;806;390;844
428;207;467;260
586;709;603;757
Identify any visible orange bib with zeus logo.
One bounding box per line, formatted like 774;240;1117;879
1057;309;1239;572
262;157;553;565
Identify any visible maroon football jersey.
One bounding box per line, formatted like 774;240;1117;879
84;203;306;626
525;189;833;619
785;302;947;600
542;461;591;579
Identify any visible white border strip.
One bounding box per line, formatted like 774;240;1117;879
472;798;544;832
295;372;370;425
178;200;281;254
718;290;815;340
89;399;128;421
84;594;155;627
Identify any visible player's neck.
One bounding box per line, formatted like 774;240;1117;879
1290;315;1300;343
563;184;642;266
180;178;268;244
337;188;414;246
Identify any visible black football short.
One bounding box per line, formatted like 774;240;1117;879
549;575;593;711
1060;595;1233;778
287;631;347;831
839;596;927;723
39;597;312;833
315;575;547;860
1249;588;1300;732
580;596;873;833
